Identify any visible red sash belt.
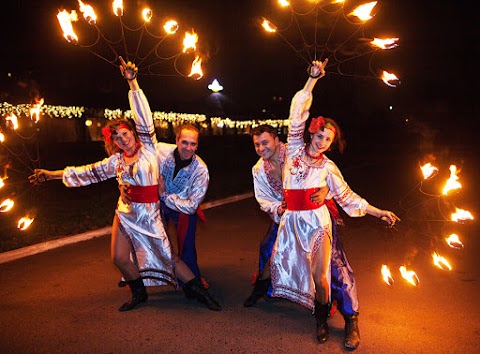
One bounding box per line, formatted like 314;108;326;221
284;188;325;211
127;185;159;203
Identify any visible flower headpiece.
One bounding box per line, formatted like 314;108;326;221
308;116;336;135
101;124;131;143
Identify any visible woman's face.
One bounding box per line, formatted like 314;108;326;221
310;128;335;154
112;127;136;152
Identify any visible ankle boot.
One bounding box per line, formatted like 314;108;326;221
243;278;270;307
343;314;360;350
118;277;148;312
185;277;222;311
314;301;331;343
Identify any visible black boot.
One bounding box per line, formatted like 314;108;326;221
118;277;148;312
314;301;331;343
344;314;360;350
185;277;222;311
243;278;270;307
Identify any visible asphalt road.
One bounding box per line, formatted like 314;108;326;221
0;197;479;353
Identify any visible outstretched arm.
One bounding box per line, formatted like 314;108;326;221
29;169;63;185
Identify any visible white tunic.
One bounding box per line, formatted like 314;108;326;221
271;89;369;311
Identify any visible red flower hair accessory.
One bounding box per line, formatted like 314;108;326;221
308;116;325;134
102;127;114;142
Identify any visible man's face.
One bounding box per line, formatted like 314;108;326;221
176;129;199;160
253;132;279;161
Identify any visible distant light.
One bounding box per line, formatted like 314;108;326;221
85;119;93;127
389;105;393;110
208;79;223;92
7;73;12;77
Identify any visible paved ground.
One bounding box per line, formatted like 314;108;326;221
1;196;479;353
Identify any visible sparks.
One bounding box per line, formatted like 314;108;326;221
399;266;420;286
442;165;461;195
420;162;438;180
445;233;464;249
381;264;394;286
432;252;452;271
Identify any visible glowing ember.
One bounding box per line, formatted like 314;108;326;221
432;252;452;271
0;198;14;212
112;0;123;17
78;0;97;25
142;8;152;22
182;30;198;53
451;208;474;222
57;10;79;44
188;56;203;80
6;114;19;130
371;37;399;49
351;2;377;21
164;20;179;34
420;162;438;180
442;165;461;195
399;266;419;286
445;233;464;249
381;264;394;286
262;18;277;33
381;71;399;87
18;217;34;231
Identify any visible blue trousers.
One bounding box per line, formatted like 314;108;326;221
258;221;359;315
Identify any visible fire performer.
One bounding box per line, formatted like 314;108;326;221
118;57;214;302
244;124;362;350
28;88;220;313
270;59;400;350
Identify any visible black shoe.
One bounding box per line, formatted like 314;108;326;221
185;277;221;311
118;278;148;312
243;278;270;307
344;314;360;350
314;301;331;343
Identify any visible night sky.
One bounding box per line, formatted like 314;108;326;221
1;0;477;134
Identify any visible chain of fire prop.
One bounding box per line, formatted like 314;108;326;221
260;0;399;86
57;0;204;79
380;162;474;287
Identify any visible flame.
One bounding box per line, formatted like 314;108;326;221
278;0;290;7
351;2;377;21
371;37;399;49
442;165;461;195
112;0;123;17
262;18;277;33
381;264;394;286
208;79;223;92
30;98;44;123
445;233;464;249
399;266;419;286
0;131;4;142
381;70;399;87
163;20;179;34
0;198;14;212
432;252;452;271
420;162;438;180
451;208;474;222
57;10;79;44
183;30;198;53
142;8;152;22
78;0;97;25
18;217;34;230
0;177;4;189
6;114;19;130
188;56;203;80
